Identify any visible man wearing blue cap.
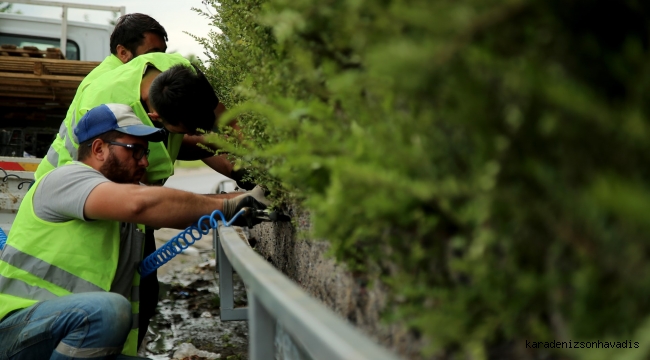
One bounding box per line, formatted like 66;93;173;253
0;104;266;359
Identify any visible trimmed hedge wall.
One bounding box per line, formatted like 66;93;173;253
195;0;650;358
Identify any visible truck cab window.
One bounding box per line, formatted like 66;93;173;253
0;33;79;60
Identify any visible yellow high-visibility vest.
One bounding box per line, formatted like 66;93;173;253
0;165;144;355
35;53;188;184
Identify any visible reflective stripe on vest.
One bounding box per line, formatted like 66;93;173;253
58;119;67;138
40;110;76;177
43;121;69;168
45;146;59;170
1;245;103;293
0;274;57;301
65;131;78;161
64;110;79;160
55;342;122;358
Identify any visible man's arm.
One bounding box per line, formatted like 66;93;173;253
176;103;251;185
216;102;240;132
84;182;226;229
177;101;240;160
201;154;235;178
176;134;234;177
176;134;215;160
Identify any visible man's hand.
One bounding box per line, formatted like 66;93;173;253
230;168;257;190
222;186;270;227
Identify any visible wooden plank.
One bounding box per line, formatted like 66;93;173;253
0;45;64;59
0;63;96;69
42;67;96;75
0;72;85;82
0;65;33;72
42;64;97;71
0;79;79;89
45;48;64;60
0;83;78;92
0;85;77;93
0;93;75;102
0;54;99;110
0;57;99;67
0;76;78;84
34;62;43;76
0;67;95;77
0;98;68;108
0;83;79;91
0;48;46;58
0;97;75;103
0;87;77;97
0;58;99;76
0;86;77;93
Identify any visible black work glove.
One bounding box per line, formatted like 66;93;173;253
222;186;270;228
230;168;257;191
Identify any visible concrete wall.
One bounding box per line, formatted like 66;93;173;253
250;208;427;359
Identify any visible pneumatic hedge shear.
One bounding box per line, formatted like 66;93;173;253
238;208;291;228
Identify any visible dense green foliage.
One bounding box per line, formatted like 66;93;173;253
195;0;650;358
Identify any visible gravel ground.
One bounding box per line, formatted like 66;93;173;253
139;228;250;360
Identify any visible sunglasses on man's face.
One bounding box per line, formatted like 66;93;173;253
106;141;150;160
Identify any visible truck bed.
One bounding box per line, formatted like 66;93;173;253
0;53;99;110
0;48;100;157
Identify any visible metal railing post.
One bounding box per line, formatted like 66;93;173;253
249;292;275;360
60;5;67;58
215;223;247;321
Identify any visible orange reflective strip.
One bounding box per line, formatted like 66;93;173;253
0;161;38;172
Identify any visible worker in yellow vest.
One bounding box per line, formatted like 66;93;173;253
35;13;169;179
0;104;267;359
35;27;239;186
32;14;174;351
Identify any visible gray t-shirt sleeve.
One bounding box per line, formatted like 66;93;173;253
34;164;111;222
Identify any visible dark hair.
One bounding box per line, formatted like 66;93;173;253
110;13;168;55
148;64;220;133
77;130;124;160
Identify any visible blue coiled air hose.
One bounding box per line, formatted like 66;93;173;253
139;209;245;278
0;227;6;251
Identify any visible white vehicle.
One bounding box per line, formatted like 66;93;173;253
0;10;114;61
0;1;124;232
0;1;124;157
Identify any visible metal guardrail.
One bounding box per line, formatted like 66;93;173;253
214;223;402;360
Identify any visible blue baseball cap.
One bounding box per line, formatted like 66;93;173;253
74;104;165;143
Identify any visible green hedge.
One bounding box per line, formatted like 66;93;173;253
195;0;650;358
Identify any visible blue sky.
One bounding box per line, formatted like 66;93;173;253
9;0;217;58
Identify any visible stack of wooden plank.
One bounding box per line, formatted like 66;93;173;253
0;44;65;59
0;46;99;110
